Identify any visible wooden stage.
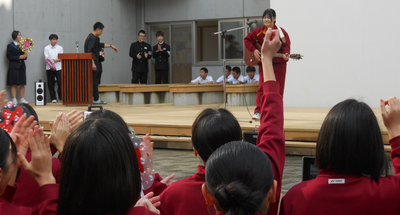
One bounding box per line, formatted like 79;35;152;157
33;102;390;156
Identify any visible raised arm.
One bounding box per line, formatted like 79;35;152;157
381;97;400;174
256;28;286;215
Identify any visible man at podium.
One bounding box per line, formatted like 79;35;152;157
84;22;118;104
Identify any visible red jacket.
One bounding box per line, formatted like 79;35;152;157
158;165;216;215
280;136;400;215
0;184;58;215
256;81;286;215
13;149;61;210
244;25;290;65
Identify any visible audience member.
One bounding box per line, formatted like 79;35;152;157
243;66;259;85
280;96;400;215
7;30;28;104
190;67;213;85
215;65;233;84
158;107;243;215
203;142;276;215
56;118;160;215
229;67;244;84
0;124;58;214
44;34;63;103
85;109;173;196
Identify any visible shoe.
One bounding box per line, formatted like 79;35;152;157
252;112;260;120
12;98;17;105
20;98;29;104
93;99;107;104
52;100;57;103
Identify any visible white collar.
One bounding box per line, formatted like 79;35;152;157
13;41;19;45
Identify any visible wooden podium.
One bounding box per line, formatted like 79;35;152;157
59;53;94;105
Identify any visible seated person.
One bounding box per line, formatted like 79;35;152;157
202;142;277;215
280;98;400;215
243;66;259;85
215;65;233;84
189;67;213;85
228;67;244;84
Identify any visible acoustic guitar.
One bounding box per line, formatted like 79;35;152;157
245;41;303;66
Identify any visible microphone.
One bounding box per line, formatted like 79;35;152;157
246;19;257;25
75;41;79;53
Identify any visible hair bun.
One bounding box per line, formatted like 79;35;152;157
214;181;263;215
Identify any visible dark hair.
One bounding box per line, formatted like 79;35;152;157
138;30;146;36
205;141;273;215
192;108;242;162
156;31;164;37
85;109;130;134
232;67;241;75
0;128;17;172
200;67;208;74
93;22;104;31
18;103;39;123
246;66;256;73
49;34;58;40
11;31;20;40
262;8;276;23
57;119;141;215
316;99;388;182
226;66;232;72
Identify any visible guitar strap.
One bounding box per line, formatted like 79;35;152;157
276;25;286;44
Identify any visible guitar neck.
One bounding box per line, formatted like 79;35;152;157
273;53;285;58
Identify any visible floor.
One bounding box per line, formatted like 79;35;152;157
153;149;395;195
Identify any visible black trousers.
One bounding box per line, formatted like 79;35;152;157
93;60;103;101
46;69;62;100
132;71;147;84
155;69;168;84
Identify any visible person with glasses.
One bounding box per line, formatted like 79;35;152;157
130;30;152;84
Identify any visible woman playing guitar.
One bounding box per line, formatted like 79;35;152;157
244;8;290;120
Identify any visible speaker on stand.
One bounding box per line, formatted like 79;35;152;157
35;80;46;106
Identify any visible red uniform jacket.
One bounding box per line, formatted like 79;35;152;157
13;149;61;210
280;136;400;215
256;81;286;215
0;184;58;215
158;165;216;215
245;25;290;112
124;206;161;215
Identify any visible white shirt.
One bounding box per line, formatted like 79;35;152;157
228;75;244;84
191;75;214;84
216;74;233;83
44;44;63;70
243;74;259;84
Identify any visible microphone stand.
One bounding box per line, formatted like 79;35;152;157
211;24;252;109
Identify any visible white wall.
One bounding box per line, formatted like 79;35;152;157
272;0;400;108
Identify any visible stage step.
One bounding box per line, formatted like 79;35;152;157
140;135;397;157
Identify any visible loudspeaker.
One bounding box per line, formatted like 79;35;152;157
243;130;258;145
35;81;46;106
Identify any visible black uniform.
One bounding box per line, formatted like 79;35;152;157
84;33;104;101
152;42;170;84
129;41;152;84
7;42;27;86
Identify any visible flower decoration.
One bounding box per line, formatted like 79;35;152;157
20;37;34;53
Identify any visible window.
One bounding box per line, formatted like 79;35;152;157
219;20;245;60
196;21;218;62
